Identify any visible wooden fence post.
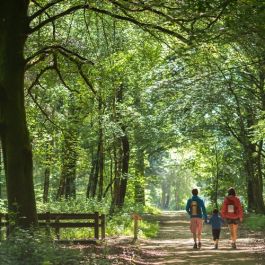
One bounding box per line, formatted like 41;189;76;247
45;212;51;236
101;214;105;239
132;213;142;243
94;212;99;239
55;217;60;240
134;218;138;241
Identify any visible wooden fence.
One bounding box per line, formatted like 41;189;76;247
0;212;105;241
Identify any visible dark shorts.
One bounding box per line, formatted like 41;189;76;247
212;229;221;240
226;218;240;225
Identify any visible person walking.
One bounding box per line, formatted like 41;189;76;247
186;188;207;249
221;187;243;249
207;208;224;249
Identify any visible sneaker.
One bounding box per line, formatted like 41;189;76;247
231;242;237;249
198;242;202;249
193;243;198;249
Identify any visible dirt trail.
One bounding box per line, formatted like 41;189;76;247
100;211;265;265
131;211;265;265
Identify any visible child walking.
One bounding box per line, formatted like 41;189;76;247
207;208;224;249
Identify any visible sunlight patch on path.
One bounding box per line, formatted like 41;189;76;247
134;211;265;265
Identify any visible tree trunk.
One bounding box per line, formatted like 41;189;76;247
254;141;264;213
161;182;166;209
134;147;145;205
110;133;130;210
243;141;265;213
102;150;113;198
243;107;265;213
43;167;50;203
97;128;104;200
133;94;145;205
97;97;104;201
0;146;2;199
56;94;79;200
110;85;130;211
87;139;102;198
110;143;121;214
0;1;37;227
57;132;78;199
214;144;219;209
87;150;97;198
118;130;130;206
165;192;170;209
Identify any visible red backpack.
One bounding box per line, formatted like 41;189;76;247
226;196;237;214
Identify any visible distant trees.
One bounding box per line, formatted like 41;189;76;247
144;40;265;212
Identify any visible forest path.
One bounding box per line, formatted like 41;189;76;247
79;211;265;264
98;211;265;265
130;211;265;265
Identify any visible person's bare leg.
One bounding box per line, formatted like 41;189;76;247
230;224;237;248
233;224;238;241
232;224;238;248
198;233;202;248
191;219;197;249
192;233;198;246
193;233;197;243
215;239;219;249
197;219;203;248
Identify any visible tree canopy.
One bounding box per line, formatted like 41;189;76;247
0;0;264;230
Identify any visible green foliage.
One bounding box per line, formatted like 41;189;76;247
243;214;265;231
138;221;159;238
0;229;82;265
106;211;159;238
0;199;7;212
36;198;110;214
106;212;133;236
106;202;160;238
35;199;110;240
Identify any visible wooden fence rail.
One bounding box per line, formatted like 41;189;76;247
0;212;105;241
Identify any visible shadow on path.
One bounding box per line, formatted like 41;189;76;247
107;212;265;265
131;211;265;265
78;211;265;264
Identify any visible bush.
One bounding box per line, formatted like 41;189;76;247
243;214;265;231
0;229;83;265
106;209;159;238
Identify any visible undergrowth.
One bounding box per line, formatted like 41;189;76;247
243;213;265;231
35;199;160;240
0;199;160;264
0;229;83;265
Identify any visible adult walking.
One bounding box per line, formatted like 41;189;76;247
221;187;243;249
186;188;207;249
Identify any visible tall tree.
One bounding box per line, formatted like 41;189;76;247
0;0;37;226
